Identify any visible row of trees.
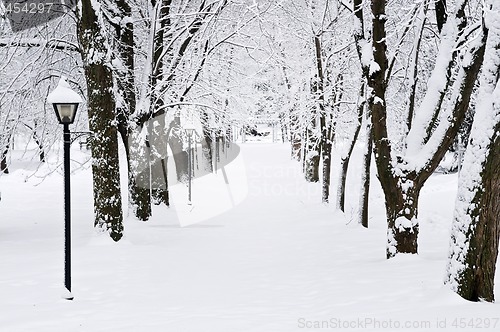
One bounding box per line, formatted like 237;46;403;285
257;0;498;302
2;0;259;237
1;0;498;302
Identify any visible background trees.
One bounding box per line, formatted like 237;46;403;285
1;1;84;175
1;0;498;300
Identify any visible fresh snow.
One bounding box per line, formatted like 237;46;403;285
0;139;499;332
46;77;83;105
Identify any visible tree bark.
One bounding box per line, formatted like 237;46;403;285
1;130;10;174
0;146;8;174
321;134;332;203
453;131;500;302
435;0;447;34
313;35;333;201
78;0;123;241
113;0;152;221
290;108;302;161
359;112;372;228
304;115;320;182
32;120;45;163
446;11;499;301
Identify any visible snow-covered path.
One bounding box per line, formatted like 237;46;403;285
0;143;499;331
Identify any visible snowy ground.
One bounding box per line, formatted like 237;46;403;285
0;139;499;332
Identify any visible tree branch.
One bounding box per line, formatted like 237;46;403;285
0;38;80;52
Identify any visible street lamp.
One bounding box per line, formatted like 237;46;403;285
184;124;196;205
47;77;83;300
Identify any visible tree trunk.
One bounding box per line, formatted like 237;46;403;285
129;126;152;220
150;115;170;206
290;109;302;161
113;0;152;221
201;113;213;172
1;124;12;174
0;146;8;174
451;132;500;301
215;132;222;165
148;0;173;206
304;122;320;182
279;112;287;142
321;134;332;203
167;115;188;183
304;79;321;182
385;182;422;257
1;133;10;174
78;0;123;241
32;120;45;163
337;82;365;211
446;12;499;301
435;0;447;34
359;115;372;228
368;0;418;256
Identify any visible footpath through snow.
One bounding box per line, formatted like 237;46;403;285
0;142;499;331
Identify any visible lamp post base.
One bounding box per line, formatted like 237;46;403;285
61;288;74;300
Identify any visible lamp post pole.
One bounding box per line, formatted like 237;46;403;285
63;123;72;298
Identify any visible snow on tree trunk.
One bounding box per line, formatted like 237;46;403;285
445;7;500;301
385;181;422;257
290;109;302;161
78;0;123;241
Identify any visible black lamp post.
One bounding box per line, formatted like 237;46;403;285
184;124;196;205
47;77;82;300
